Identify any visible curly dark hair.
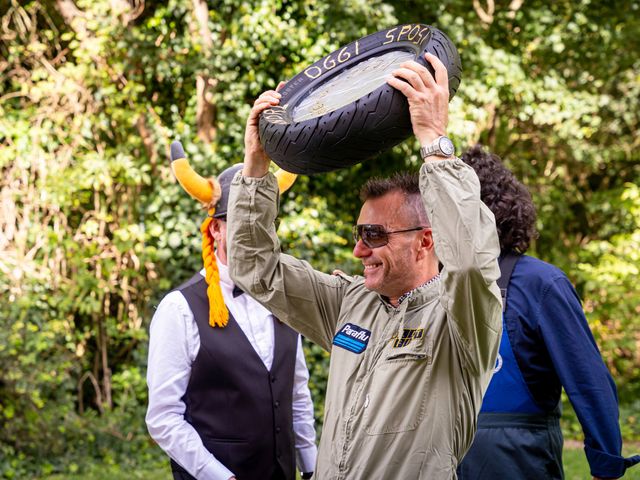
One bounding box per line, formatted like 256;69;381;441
461;144;538;254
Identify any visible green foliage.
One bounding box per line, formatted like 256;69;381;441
1;0;639;476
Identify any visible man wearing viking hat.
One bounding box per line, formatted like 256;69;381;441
145;151;317;480
225;54;502;479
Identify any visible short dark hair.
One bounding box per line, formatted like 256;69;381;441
360;172;429;226
360;171;420;200
461;144;538;254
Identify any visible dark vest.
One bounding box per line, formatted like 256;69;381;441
172;274;298;480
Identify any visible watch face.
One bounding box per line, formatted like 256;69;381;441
439;137;455;156
291;50;415;123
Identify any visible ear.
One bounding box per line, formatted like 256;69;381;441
422;228;434;249
416;228;434;259
208;217;224;242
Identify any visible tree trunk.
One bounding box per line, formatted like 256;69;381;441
191;0;217;144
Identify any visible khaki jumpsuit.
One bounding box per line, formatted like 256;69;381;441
227;159;502;479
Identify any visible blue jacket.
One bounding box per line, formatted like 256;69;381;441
505;254;637;477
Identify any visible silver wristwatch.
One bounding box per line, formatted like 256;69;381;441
420;136;455;160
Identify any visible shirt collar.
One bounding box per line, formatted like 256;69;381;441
215;252;232;287
395;273;441;307
199;252;233;289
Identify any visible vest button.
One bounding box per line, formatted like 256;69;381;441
274;400;280;408
271;376;277;383
276;426;281;433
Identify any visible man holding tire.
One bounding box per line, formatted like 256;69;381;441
227;54;502;479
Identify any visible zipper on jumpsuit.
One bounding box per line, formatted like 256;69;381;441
336;301;409;478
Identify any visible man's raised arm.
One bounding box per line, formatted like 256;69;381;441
389;53;502;373
226;88;346;350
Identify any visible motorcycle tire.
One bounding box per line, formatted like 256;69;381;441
258;23;462;174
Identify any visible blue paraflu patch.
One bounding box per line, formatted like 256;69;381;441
332;323;371;354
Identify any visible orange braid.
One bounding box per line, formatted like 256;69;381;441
200;211;228;328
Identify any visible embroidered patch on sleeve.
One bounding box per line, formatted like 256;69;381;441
332;323;371;354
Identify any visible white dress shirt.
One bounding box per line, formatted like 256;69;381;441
146;256;317;479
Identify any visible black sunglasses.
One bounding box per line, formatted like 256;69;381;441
353;224;428;249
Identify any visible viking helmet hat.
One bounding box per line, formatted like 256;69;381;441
169;140;297;327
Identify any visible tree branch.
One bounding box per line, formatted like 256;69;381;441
507;0;524;19
473;0;495;25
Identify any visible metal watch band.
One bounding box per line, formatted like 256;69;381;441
420;136;454;160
